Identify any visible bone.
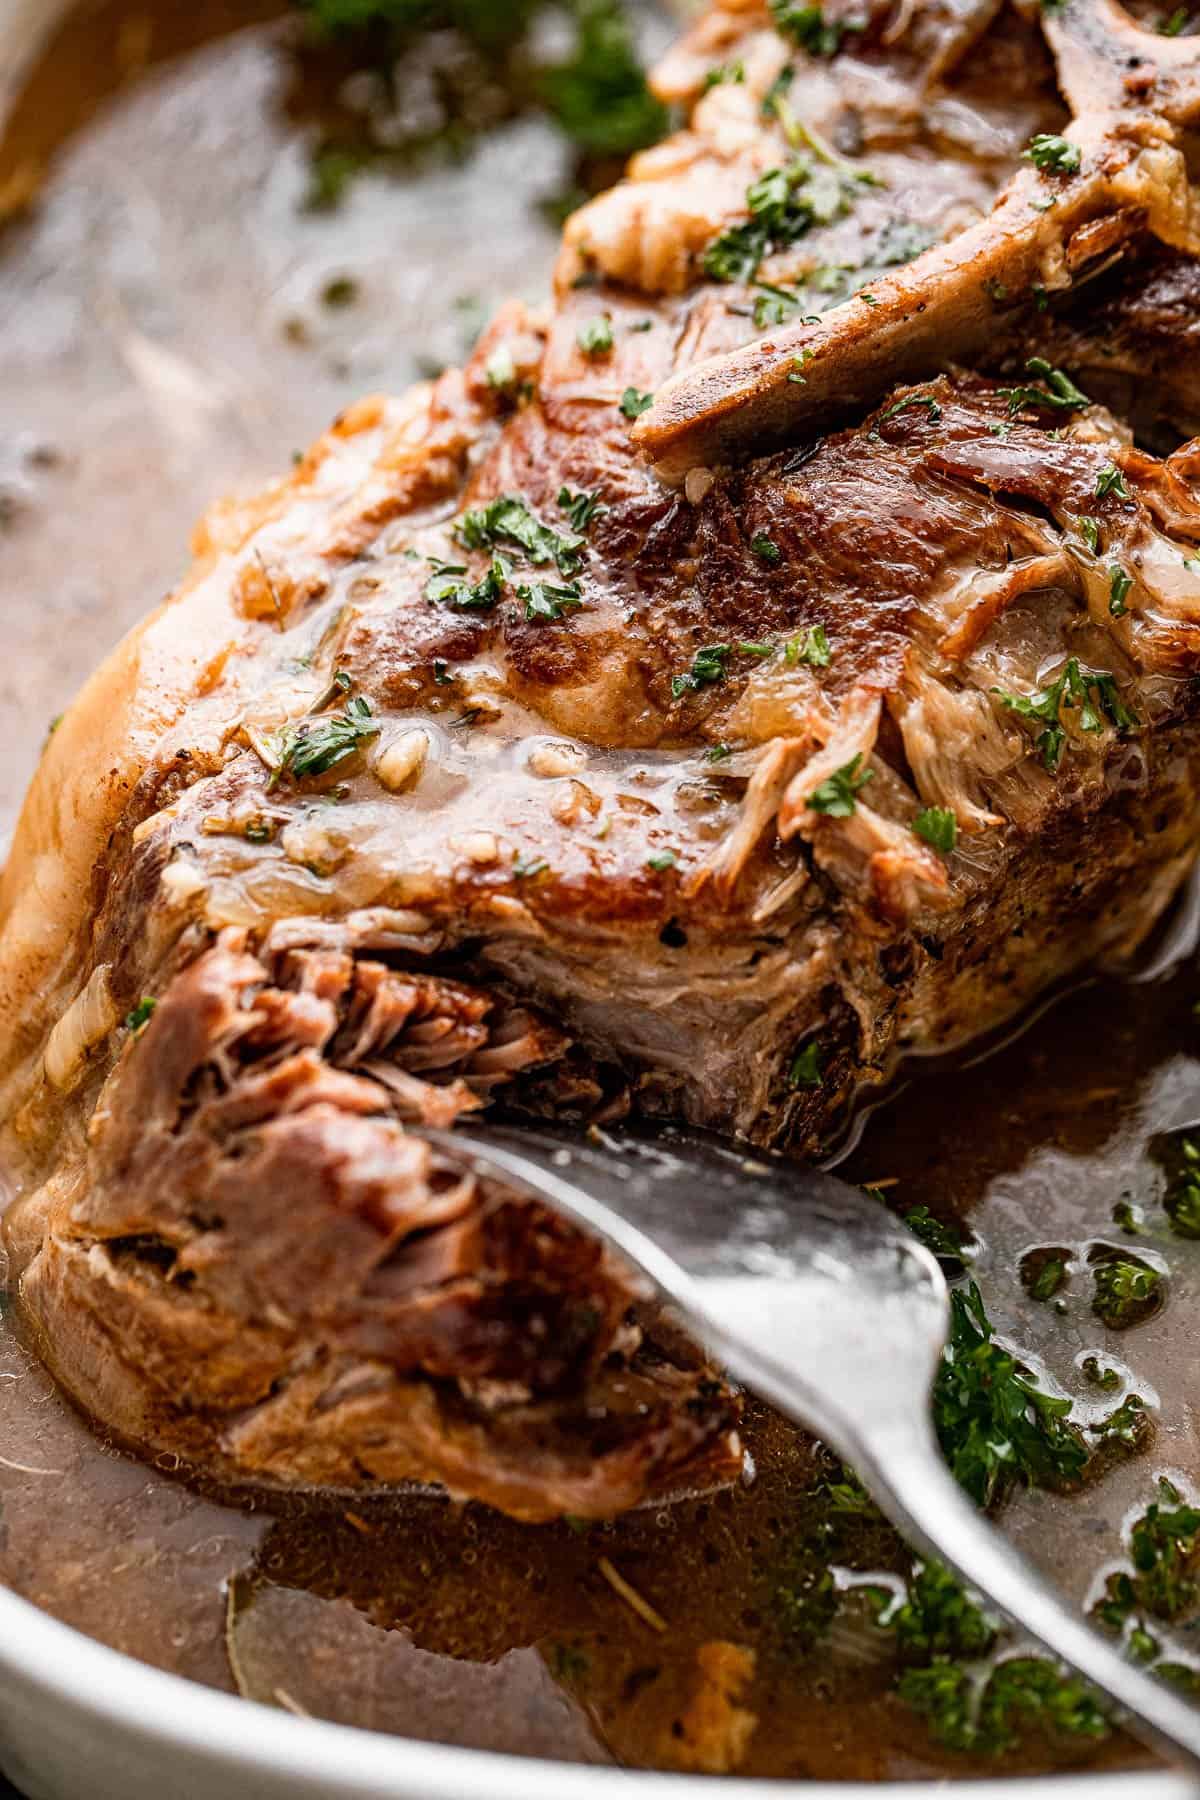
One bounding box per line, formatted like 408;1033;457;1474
631;0;1200;484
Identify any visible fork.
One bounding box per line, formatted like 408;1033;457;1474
429;1118;1200;1775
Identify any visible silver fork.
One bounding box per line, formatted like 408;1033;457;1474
429;1118;1200;1775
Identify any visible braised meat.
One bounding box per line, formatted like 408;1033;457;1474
2;0;1199;1520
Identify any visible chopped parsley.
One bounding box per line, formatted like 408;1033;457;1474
879;393;943;425
1090;1393;1148;1450
672;643;731;696
1109;566;1133;617
885;1559;997;1660
1077;515;1100;554
518;579;584;622
1091;1255;1163;1329
538;0;669;158
789;1039;824;1087
1094;1479;1200;1628
274;693;379;784
703;59;745;88
900;1654;1107;1753
432;658;453;685
993;657;1137;772
769;0;864;56
703;152;867;284
998;357;1089;417
646;849;677;871
576;314;614;356
932;1280;1087;1505
1023;1251;1068;1302
1024;133;1082;175
904;1206;968;1270
1165;1137;1200;1238
125;997;157;1033
619;386;654;418
512;853;549;880
875;1559;1108;1753
1160;5;1191;30
785;624;831;667
788;349;814;383
754;281;804;327
425;555;507;610
1095;463;1129;501
457;493;583;574
751;533;783;563
913;806;957;853
807;752;873;817
557;485;606;532
705;742;732;762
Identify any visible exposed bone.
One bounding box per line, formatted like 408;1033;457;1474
632;0;1200;482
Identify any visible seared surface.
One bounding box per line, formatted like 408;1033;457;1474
2;0;1200;1517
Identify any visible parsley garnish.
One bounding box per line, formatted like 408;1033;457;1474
993;657;1137;771
788;350;814;383
886;1559;996;1660
703;152;865;284
274;694;379;784
904;1206;968;1270
518;579;584;622
997;357;1089;417
125;997;157;1033
785;624;831;667
557;485;606;532
880;393;942;425
1160;5;1191;30
425;555;507;611
913;806;957;853
705;742;732;762
1077;515;1100;553
1095;463;1129;500
1109;566;1133;617
808;753;873;817
619;386;654;418
1093;1479;1200;1628
754;280;805;327
1092;1255;1162;1329
751;533;782;563
672;643;731;697
646;849;677;871
1165;1138;1200;1238
577;315;614;356
789;1040;824;1087
538;0;668;159
899;1655;1106;1753
703;59;745;88
1024;133;1081;175
432;658;453;686
932;1279;1087;1505
457;493;583;574
769;0;864;55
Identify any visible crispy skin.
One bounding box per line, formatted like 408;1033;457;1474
3;1;1200;1519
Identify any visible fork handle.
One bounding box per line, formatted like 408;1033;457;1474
858;1422;1200;1775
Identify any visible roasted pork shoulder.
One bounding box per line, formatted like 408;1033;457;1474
2;0;1199;1519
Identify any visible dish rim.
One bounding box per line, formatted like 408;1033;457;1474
0;1573;1188;1799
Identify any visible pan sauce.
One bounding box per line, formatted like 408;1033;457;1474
0;0;1197;1780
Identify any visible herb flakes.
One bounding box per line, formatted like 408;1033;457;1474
807;752;873;817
